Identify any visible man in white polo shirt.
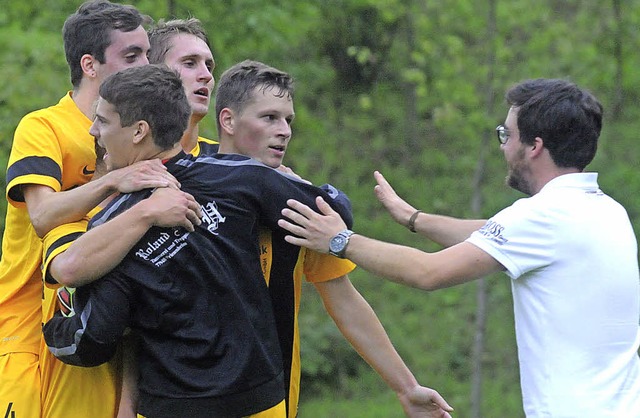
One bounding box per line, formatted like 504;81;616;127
277;78;640;418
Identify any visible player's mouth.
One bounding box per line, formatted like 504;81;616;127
194;87;209;98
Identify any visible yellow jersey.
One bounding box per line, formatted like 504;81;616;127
1;92;94;356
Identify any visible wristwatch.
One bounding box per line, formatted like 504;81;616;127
329;229;354;258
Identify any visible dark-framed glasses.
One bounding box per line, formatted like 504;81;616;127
495;125;510;145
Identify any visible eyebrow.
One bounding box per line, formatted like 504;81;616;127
181;53;214;62
120;45;146;55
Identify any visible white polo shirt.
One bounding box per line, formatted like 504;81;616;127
467;173;640;418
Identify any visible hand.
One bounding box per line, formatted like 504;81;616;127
141;188;202;232
398;385;454;418
278;196;346;253
276;164;312;184
105;159;180;193
373;171;417;228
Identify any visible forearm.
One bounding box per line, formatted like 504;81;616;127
26;160;177;237
50;203;157;287
411;213;485;248
24;177;117;237
343;235;501;292
43;279;130;367
316;278;418;395
342;236;434;289
43;307;119;367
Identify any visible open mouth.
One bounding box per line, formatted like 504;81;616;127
270;144;286;152
194;87;209;97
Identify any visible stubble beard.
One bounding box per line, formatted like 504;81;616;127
506;149;533;196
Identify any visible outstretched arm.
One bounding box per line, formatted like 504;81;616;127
279;196;503;290
47;188;202;287
23;159;180;237
314;276;453;417
374;171;485;247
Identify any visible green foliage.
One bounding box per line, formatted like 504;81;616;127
2;0;640;416
0;24;70;235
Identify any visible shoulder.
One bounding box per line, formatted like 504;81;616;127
89;192;150;229
191;137;220;157
17;94;75;124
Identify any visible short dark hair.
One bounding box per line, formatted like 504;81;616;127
99;65;191;149
147;18;210;65
63;0;150;87
506;78;603;171
214;60;294;137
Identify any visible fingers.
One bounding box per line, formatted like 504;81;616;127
163;175;181;190
374;170;388;186
278;211;310;236
430;391;453;412
185;203;202;229
284;199;316;219
187;197;203;219
315;196;338;216
146;189;202;231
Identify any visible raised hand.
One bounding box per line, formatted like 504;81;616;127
279;196;346;253
373;171;417;228
105;159;181;193
142;188;202;232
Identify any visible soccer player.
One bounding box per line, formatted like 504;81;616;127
147;18;219;155
0;1;177;417
43;60;453;418
43;64;359;418
215;60;453;418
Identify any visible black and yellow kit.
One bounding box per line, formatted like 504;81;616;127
1;92;119;418
43;152;353;418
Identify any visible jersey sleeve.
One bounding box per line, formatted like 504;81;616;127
303;249;356;283
41;207;101;286
6;112;65;206
466;198;556;279
42;270;132;367
257;170;354;230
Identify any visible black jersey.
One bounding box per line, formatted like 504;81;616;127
43;151;352;418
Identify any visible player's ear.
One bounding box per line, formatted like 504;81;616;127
219;108;235;135
80;54;98;79
132;120;150;144
530;136;545;158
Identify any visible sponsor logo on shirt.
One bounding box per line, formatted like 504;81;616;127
478;220;508;245
201;200;226;235
136;230;190;267
134;199;226;266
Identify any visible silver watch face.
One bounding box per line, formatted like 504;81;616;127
330;235;347;253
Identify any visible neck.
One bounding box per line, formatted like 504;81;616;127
70;81;100;120
217;139;233;155
180;114;204;153
151;143;183;162
530;166;581;195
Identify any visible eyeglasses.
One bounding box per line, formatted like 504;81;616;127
495;125;510;145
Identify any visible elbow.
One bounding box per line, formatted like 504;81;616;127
49;258;87;288
394;264;447;291
31;217;50;239
400;275;440;291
